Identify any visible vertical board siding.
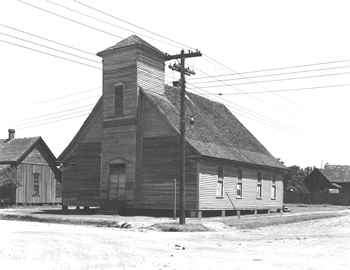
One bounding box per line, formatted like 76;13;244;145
16;163;60;204
199;159;283;210
136;136;198;210
62;142;100;206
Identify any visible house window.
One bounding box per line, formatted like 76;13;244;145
271;178;277;200
33;172;40;196
257;172;262;199
236;168;243;198
216;166;224;198
114;84;124;116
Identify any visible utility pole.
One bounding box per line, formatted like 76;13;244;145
165;49;202;224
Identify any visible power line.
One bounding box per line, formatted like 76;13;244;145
0;39;100;69
0;23;96;57
186;82;287;130
16;103;96;125
73;0;189;50
16;0;123;39
38;0;295;108
207;83;350;96
47;0;177;49
190;70;350;88
191;59;350;80
191;64;350;84
35;87;100;103
0;31;100;64
188;87;287;131
14;0;292;129
19;111;90;129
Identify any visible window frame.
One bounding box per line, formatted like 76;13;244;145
114;83;124;116
216;166;224;198
33;172;40;197
271;177;277;200
256;172;262;200
236;168;243;199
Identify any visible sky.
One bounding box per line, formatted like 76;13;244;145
0;0;350;168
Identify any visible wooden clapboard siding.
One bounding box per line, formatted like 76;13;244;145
103;47;138;118
100;46;140;208
16;163;59;204
100;124;136;207
136;136;198;210
137;54;164;95
199;159;283;210
60;98;102;206
62;142;100;206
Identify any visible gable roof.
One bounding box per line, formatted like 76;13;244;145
59;87;284;170
97;35;164;57
0;137;40;163
0;136;60;180
58;98;103;161
0;136;57;164
143;86;285;169
319;165;350;183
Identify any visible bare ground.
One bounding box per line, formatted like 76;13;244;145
0;210;350;269
0;204;349;231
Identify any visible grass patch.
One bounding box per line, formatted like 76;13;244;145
151;222;209;232
0;213;129;228
225;213;345;229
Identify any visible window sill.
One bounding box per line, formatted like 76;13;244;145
256;197;262;200
216;196;224;199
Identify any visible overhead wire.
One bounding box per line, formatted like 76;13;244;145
207;83;350;96
0;23;96;56
0;31;100;64
16;0;123;39
0;39;100;69
14;0;301;130
191;58;350;80
190;70;350;88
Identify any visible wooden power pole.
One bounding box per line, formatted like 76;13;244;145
165;49;202;224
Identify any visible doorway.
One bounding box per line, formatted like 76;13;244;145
108;164;126;201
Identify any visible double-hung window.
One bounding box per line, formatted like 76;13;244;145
257;172;262;199
271;177;277;200
33;172;40;197
216;166;224;198
236;169;243;198
114;84;124;116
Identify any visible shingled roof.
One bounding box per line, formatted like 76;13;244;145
143;85;285;169
0;137;40;164
59;87;284;169
97;35;164;57
319;164;350;183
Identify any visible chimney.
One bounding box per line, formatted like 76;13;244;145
8;129;15;140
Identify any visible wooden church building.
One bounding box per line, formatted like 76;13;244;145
0;129;61;205
59;35;286;216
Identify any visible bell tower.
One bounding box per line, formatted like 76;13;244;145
97;35;165;208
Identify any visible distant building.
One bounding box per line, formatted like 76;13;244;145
59;35;286;216
0;129;61;205
305;164;350;205
284;166;311;204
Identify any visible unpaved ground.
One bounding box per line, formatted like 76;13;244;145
0;213;349;270
1;204;348;230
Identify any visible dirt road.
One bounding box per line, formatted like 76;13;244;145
0;214;349;269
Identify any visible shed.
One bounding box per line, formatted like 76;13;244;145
0;129;61;205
